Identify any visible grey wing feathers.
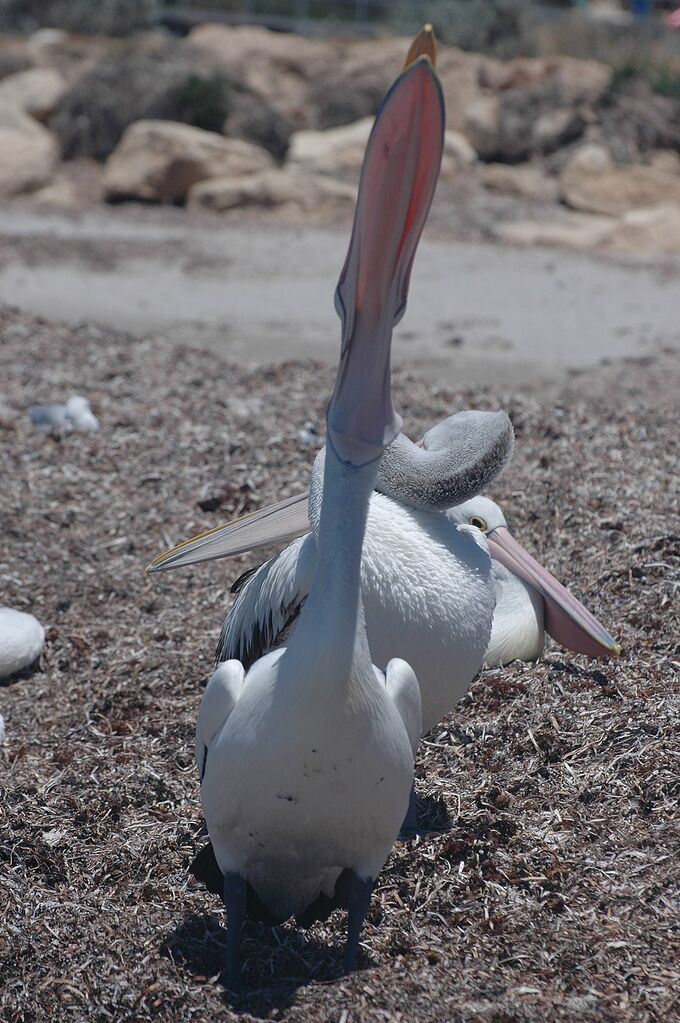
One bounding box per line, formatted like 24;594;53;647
215;533;318;670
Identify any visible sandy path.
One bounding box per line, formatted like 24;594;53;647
1;206;678;387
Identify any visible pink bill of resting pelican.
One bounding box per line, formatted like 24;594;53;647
156;37;455;982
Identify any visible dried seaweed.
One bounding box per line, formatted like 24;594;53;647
0;306;678;1022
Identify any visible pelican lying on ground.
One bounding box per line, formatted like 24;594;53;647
179;42;447;982
0;607;45;680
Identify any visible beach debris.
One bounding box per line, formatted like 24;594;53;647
29;395;99;432
298;420;324;448
0;608;45;680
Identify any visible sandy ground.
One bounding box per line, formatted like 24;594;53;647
0;296;677;1022
0;200;679;389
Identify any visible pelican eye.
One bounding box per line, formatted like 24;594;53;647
468;515;488;531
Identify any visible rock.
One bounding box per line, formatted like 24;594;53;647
0;42;34;81
434;47;487;133
596;77;680;163
103;120;273;203
562;142;614;176
223;94;292;164
0;104;57;195
480;56;550;92
463;95;499;161
30;175;78;207
481;163;559;202
532;107;585;155
495;213;615;250
647;149;680;175
188;24;333;129
549;56;611;106
561;163;680;217
289;118;372;175
50;40;229;161
443;130;477;171
603;206;680;256
0;66;66;122
49;38;289;163
188;168;356;214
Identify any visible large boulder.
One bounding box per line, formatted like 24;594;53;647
464;55;608;163
0;103;57;195
481;162;559;202
50;40;230;160
103;120;274;203
560;158;680;216
603;206;680;256
0;66;66;122
188;24;334;130
596;76;680;163
495;213;615;250
289;117;475;180
463;95;500;161
289;118;373;176
49;37;289;162
188;168;356;215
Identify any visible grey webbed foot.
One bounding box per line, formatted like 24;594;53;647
343;872;374;974
399;784;418;839
222;871;246;988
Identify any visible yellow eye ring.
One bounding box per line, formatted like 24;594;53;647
469;516;488;531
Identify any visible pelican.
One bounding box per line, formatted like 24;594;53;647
446;496;619;665
0;607;45;680
150;437;618;742
174;41;451;982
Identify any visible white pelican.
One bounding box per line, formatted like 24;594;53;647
446;496;619;664
173;43;450;982
150;435;618;742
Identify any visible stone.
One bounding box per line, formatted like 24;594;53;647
560;163;680;217
103;120;274;203
188;24;333;129
481;163;559;202
188;168;356;214
463;95;499;161
562;143;613;176
288;118;373;175
647;150;680;175
495;214;615;250
549;56;611;106
0;104;57;195
30;175;78;207
603;205;680;256
443;130;477;172
532;107;585;155
0;66;66;122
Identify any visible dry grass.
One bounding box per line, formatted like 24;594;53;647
0;305;678;1022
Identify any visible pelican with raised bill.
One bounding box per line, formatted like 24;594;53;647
159;30;450;984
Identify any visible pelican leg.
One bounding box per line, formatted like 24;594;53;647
343;872;373;974
399;784;418;839
222;871;246;987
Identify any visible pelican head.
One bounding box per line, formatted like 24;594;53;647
447;496;621;659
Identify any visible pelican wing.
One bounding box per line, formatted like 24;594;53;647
215;533;317;668
147;492;310;572
195;660;246;780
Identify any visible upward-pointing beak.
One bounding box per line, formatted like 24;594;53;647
486;526;620;658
